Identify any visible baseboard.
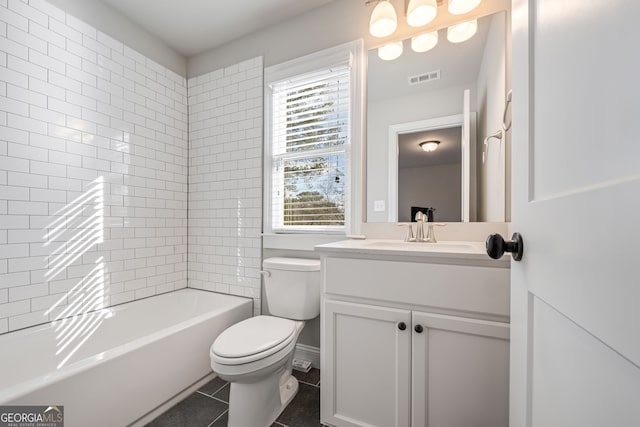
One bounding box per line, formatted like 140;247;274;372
294;343;320;369
129;372;216;426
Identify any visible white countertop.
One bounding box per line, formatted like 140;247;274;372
315;239;510;267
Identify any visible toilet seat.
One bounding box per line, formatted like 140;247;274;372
212;316;297;365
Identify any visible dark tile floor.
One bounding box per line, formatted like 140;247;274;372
146;368;322;427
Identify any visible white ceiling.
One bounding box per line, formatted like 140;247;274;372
99;0;335;57
398;127;462;169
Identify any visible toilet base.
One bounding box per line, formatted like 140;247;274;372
227;368;299;427
279;373;299;411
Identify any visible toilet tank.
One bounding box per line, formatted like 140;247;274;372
262;257;321;320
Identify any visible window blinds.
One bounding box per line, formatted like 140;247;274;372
270;66;351;232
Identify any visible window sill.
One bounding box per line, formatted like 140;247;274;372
262;233;347;251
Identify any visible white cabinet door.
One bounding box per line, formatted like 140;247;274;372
411;312;510;427
511;1;640;426
322;300;411;427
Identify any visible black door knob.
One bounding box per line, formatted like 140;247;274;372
398;322;407;331
414;324;424;333
486;232;524;261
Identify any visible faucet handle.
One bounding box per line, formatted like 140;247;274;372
425;223;446;243
397;224;416;242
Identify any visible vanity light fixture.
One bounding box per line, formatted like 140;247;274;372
419;140;440;152
407;0;438;27
411;30;438;52
369;0;398;38
447;19;478;43
366;0;478;59
447;0;481;15
378;41;404;60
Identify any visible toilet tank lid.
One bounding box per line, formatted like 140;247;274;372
263;257;320;272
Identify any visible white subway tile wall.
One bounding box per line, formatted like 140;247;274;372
187;58;263;315
0;0;188;333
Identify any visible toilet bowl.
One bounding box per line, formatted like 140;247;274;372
210;257;320;427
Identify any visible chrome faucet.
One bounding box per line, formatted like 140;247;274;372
397;212;446;243
423;222;446;243
414;211;427;241
415;211;446;243
397;223;416;242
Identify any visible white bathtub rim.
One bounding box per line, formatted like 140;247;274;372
0;289;252;404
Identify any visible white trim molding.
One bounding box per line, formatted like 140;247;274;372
263;39;364;244
294;343;321;369
387;112;477;223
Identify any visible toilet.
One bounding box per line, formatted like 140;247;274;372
210;257;321;427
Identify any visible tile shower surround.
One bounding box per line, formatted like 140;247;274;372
0;0;263;332
187;58;263;316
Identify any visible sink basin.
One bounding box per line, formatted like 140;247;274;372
363;240;478;252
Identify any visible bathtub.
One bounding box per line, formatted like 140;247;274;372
0;289;252;427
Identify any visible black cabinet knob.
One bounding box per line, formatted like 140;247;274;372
486;232;524;261
398;322;407;331
414;324;424;333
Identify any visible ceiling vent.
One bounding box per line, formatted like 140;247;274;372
408;70;441;86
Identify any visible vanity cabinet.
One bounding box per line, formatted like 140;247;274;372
323;300;412;427
318;244;510;427
410;311;509;427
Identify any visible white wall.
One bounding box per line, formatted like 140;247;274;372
0;0;188;333
476;13;507;222
188;0;367;78
187;0;509;77
398;163;462;222
186;58;263;315
46;0;186;76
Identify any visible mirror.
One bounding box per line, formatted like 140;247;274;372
395;115;469;222
366;11;510;223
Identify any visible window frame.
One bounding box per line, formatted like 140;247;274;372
263;40;364;237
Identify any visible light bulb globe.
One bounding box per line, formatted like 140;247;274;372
448;0;481;15
411;31;438;52
447;19;478;43
370;1;398;37
407;0;437;27
378;41;403;61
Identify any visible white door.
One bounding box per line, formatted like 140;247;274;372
511;1;640;426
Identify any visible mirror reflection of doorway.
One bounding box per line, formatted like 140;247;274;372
398;126;462;222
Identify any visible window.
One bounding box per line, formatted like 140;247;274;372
265;41;363;235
